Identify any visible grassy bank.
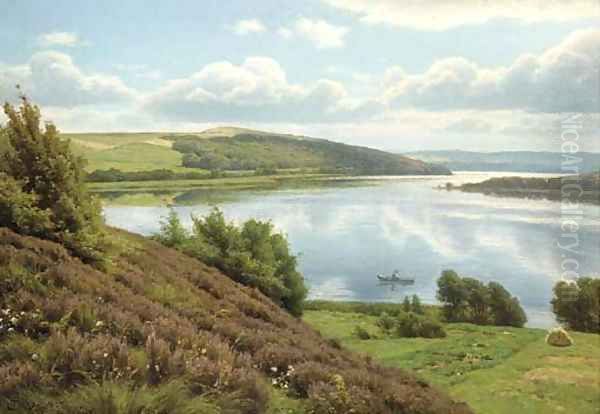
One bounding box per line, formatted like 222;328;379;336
88;174;386;206
304;309;600;414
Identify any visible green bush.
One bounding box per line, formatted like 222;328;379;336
353;325;372;340
375;312;395;334
153;208;308;316
1;97;108;265
395;312;446;339
551;277;600;333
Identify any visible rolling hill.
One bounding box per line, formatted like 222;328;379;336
405;150;600;173
169;128;451;175
61;128;451;175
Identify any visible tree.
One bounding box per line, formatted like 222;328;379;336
487;282;526;327
402;296;411;313
437;270;526;327
411;294;424;315
463;278;491;325
551;277;600;333
154;209;189;248
436;270;468;322
1;96;107;264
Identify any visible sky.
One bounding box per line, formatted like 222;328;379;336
0;0;599;152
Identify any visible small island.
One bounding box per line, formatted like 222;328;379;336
447;173;600;204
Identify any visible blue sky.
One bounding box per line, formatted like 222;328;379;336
1;0;598;151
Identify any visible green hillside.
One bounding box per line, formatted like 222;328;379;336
83;142;186;172
171;131;451;175
62;128;451;176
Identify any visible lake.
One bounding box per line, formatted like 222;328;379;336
102;172;600;328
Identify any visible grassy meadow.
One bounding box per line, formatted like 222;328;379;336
304;309;600;414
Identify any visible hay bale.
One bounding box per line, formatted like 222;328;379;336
546;327;574;347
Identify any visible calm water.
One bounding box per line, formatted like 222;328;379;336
102;172;600;328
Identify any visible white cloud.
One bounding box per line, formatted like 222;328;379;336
142;56;380;123
322;0;599;30
382;29;600;113
230;19;267;35
293;18;349;49
277;27;293;39
0;51;136;106
38;31;87;47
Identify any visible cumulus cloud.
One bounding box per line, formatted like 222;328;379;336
38;31;88;47
0;51;136;106
142;56;381;123
279;18;348;49
322;0;599;30
382;29;600;113
230;19;266;35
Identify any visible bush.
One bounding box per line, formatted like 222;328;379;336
395;312;446;339
353;325;372;340
153;208;308;316
375;312;395;334
437;270;527;327
551;277;600;333
1;97;108;265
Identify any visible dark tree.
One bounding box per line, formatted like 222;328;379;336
551;278;600;333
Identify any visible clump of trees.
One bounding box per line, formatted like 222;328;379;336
154;208;307;316
0;96;108;265
86;168;209;182
551;277;599;333
436;270;527;327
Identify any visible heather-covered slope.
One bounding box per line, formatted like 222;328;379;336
0;227;471;414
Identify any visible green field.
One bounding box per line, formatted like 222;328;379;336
303;310;600;414
62;128;451;176
64;132;193;172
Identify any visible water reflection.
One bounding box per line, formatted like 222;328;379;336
102;173;600;328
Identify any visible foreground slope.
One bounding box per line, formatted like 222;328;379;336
0;227;470;414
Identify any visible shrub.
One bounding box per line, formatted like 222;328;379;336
153;209;189;249
353;325;371;340
154;208;308;316
551;277;600;333
395;312;446;339
375;312;395;334
1;96;108;265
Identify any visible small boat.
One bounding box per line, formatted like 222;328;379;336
376;270;414;284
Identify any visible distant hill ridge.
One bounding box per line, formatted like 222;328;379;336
405;150;600;173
